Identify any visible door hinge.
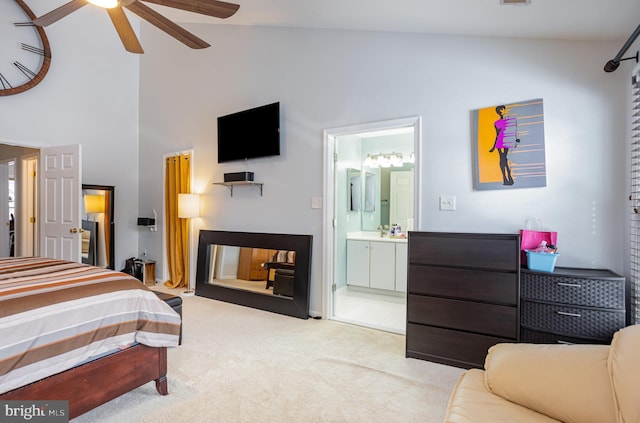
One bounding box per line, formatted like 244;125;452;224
333;218;338;228
31;170;36;177
29;216;35;223
332;284;337;292
333;153;338;162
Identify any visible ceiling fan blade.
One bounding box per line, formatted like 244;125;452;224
126;1;210;49
33;0;89;26
141;0;239;19
106;7;144;54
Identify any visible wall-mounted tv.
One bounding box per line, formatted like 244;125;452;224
217;102;280;163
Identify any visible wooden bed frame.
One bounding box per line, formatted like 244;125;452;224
0;344;168;419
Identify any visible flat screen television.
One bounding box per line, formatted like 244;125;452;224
217;102;280;163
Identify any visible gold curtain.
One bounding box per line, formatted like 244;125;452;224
164;154;191;289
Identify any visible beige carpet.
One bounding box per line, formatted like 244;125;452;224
72;289;463;422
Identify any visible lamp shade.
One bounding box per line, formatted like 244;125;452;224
178;193;200;218
84;194;105;214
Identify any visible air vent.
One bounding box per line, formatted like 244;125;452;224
500;0;531;4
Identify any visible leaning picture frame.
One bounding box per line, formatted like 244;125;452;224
471;98;546;190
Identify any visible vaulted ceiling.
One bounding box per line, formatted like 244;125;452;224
155;0;640;42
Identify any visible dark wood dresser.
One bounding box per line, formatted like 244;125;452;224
520;267;626;344
406;232;520;369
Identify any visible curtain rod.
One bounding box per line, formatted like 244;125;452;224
604;23;640;73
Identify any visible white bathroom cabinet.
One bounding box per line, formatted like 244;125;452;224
395;243;408;292
346;239;407;292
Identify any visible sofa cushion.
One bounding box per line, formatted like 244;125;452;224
608;324;640;423
484;343;616;423
444;369;560;423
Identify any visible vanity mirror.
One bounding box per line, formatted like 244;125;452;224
195;230;312;319
361;164;414;232
82;184;115;270
348;168;361;211
364;172;375;212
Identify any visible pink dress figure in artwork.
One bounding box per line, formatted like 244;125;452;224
489;105;520;185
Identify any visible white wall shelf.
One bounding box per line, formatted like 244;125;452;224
213;181;263;197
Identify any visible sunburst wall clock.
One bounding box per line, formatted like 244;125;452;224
0;0;52;96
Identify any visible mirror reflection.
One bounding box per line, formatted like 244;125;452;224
348;168;361;212
364;172;375;212
361;164;414;231
81;219;97;266
206;244;295;298
341;130;415;232
82;184;115;269
195;230;312;319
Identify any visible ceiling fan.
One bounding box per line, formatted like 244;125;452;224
33;0;240;54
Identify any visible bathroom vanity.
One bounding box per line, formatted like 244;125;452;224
346;232;407;292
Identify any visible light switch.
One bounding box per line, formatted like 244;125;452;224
311;197;323;209
439;195;456;211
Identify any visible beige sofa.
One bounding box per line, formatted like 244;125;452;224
444;324;640;423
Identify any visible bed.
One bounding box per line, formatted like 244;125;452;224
0;257;181;419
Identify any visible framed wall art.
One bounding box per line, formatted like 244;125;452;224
471;98;546;190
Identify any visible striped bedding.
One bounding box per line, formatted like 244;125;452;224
0;257;181;394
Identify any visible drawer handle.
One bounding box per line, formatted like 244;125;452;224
557;311;582;318
557;282;582;288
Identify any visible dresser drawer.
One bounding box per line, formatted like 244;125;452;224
521;301;625;341
522;271;625;309
408;295;517;339
408;232;519;271
520;328;610;345
409;265;517;305
406;323;513;368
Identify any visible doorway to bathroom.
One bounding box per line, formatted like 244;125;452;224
0;144;39;258
323;117;421;334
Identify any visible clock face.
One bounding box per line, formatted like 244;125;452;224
0;0;51;96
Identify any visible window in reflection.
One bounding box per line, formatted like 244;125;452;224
207;244;295;298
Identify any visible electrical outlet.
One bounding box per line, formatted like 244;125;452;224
439;195;456;211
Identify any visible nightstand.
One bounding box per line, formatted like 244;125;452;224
520;267;626;344
139;259;156;286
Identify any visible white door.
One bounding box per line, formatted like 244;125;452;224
389;170;414;231
22;157;38;256
39;145;82;262
0;162;10;257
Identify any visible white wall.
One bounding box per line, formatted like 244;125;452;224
138;23;629;315
0;2;141;268
0;6;631;314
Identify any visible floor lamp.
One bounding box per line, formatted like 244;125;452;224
178;193;199;295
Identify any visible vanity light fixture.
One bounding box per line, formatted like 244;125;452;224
364;152;405;168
